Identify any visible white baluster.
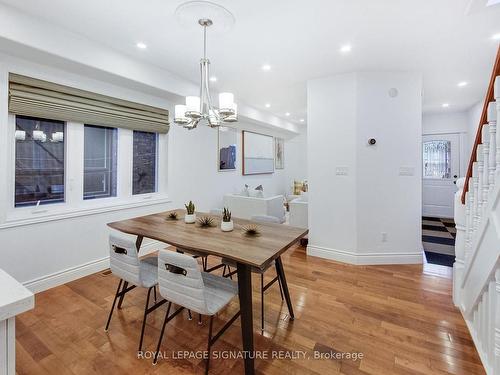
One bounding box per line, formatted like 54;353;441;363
483;291;488;355
472;162;480;233
494;269;500;374
476;146;484;227
482;124;490;210
465;191;472;261
488;102;497;193
489;280;495;364
453;178;465;306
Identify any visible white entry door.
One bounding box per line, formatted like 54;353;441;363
422;133;460;218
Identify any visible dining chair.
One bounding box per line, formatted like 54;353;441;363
222;214;285;332
153;250;240;375
104;234;167;353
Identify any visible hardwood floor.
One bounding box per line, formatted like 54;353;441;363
16;245;485;375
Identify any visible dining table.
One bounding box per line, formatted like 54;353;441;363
108;209;309;375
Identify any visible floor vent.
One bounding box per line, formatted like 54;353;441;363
101;269;112;276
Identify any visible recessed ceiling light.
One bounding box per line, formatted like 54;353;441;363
491;33;500;40
136;42;147;49
261;64;271;71
285;112;290;117
265;103;271;108
442;103;450;108
340;44;352;53
299;118;305;122
209;76;217;82
457;81;468;87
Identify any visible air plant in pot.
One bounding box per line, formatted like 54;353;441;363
184;201;196;223
220;207;233;232
166;211;178;220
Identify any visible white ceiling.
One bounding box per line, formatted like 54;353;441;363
2;0;500;124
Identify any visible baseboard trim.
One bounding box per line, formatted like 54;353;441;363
307;245;423;265
23;240;168;294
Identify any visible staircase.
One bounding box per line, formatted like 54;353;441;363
453;46;500;375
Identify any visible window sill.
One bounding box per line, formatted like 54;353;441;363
0;195;172;229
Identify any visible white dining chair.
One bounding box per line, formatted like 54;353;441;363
104;234;167;353
222;214;285;332
152;249;240;374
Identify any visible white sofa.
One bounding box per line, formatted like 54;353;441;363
223;194;286;223
289;193;308;229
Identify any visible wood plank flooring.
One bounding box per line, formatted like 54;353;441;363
15;245;485;375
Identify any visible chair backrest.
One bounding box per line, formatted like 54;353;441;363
109;234;141;286
157;249;208;314
251;215;280;224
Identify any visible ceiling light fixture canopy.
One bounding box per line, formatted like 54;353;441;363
174;18;237;130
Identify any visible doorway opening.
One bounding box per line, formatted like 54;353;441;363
422;133;460;267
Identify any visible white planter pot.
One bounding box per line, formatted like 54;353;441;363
221;220;234;232
184;213;196;224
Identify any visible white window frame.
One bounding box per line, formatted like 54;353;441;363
1;114;169;228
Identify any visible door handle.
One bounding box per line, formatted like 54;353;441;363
453;175;458;178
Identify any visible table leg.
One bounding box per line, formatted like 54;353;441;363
275;256;294;320
237;263;255;375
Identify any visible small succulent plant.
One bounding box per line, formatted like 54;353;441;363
197;216;215;228
242;224;261;237
185;200;195;215
222;207;232;222
167;211;178;220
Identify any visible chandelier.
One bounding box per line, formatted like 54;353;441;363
174;18;237;130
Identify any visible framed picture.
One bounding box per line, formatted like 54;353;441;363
218;127;237;171
275;137;284;169
242;131;274;175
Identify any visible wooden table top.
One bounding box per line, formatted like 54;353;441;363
108;209;308;269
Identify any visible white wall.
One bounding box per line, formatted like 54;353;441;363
307;72;423;265
285;129;308;186
0;52;304;290
467;101;483;157
307;73;358;253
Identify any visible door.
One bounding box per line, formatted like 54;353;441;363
422;133;460;218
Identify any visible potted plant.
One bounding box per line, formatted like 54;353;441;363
184;201;196;223
221;207;233;232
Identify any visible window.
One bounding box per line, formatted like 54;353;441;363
132;131;158;195
423;140;451;179
84;125;118;199
15;116;65;207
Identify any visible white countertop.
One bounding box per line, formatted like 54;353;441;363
0;269;34;321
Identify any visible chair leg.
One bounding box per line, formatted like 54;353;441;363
153;285;157;302
104;279;123;332
138;286;153;353
277;274;284;301
228;266;233;280
205;315;214;375
187;309;193;320
198;313;202;325
222;264;227;277
153;302;172;365
117;281;128;309
261;274;265;332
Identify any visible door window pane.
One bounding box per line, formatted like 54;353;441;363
15;116;65;207
132;131;157;195
84;125;117;199
423;140;451;179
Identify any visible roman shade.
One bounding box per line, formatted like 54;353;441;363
8;73;169;134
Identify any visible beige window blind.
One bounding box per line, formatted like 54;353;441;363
8;73;169;134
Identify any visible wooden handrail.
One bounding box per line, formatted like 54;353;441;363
461;45;500;204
